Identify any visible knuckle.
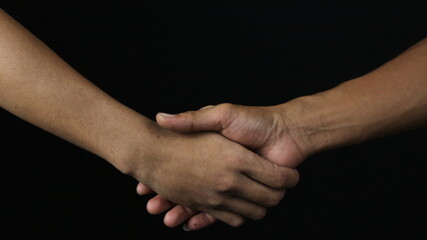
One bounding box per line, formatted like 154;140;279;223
266;164;286;189
274;170;288;189
181;110;196;118
186;111;198;130
207;194;225;207
217;103;234;113
217;176;238;193
216;103;237;129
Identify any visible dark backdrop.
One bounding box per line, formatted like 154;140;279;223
1;1;426;239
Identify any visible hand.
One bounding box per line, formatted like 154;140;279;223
137;103;311;230
0;10;298;231
131;123;300;228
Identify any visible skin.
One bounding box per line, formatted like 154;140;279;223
0;9;300;227
137;36;427;230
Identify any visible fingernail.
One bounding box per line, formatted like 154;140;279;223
158;112;175;118
183;224;190;232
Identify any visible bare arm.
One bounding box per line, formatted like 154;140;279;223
155;36;427;161
0;9;300;227
0;9;152;171
289;36;427;155
138;36;427;230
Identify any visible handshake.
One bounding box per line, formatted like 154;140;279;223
133;103;310;231
2;9;425;234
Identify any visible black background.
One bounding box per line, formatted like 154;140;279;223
1;1;427;239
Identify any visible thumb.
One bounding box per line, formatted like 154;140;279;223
156;104;234;133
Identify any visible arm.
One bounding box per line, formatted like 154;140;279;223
139;36;427;230
289;37;427;154
0;9;300;227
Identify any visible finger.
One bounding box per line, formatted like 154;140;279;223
203;209;246;228
161;200;250;228
183;213;217;231
233;174;286;207
156;103;236;133
136;182;154;195
162;205;200;228
219;196;267;221
146;195;176;215
243;153;300;189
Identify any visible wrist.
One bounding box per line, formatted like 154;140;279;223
98;109;160;179
274;82;367;156
271;98;325;158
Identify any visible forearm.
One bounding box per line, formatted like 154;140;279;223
0;9;154;173
282;37;427;154
0;12;298;227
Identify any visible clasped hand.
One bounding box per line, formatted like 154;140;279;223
137;103;310;231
